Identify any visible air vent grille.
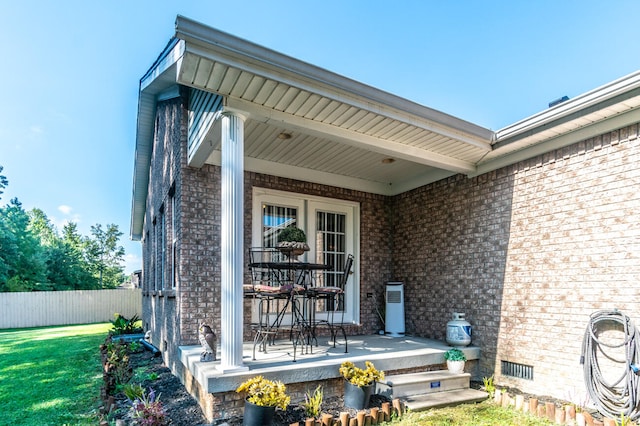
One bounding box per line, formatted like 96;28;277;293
387;290;402;303
501;360;534;380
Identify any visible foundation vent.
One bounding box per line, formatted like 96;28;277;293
501;360;534;380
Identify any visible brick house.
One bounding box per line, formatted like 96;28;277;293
131;16;640;420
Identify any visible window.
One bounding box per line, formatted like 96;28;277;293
261;204;299;247
159;204;165;291
170;186;177;289
152;217;157;291
144;231;150;293
252;188;360;323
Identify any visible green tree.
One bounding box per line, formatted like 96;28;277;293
28;208;57;247
0;199;47;291
0;166;7;200
86;223;125;288
62;222;83;249
46;238;99;290
56;222;98;289
0;176;127;291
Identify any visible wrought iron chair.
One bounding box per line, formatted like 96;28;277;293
246;247;308;360
311;254;353;353
247;248;289;358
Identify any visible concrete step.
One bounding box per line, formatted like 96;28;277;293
402;388;489;411
377;370;471;399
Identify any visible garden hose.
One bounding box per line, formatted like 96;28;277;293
580;309;640;420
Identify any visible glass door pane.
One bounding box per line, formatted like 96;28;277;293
261;204;298;248
315;210;347;311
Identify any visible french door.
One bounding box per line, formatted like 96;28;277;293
252;188;360;324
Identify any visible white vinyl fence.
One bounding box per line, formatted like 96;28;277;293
0;289;142;329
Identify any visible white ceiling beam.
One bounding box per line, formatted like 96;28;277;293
224;97;478;174
203;150;397;195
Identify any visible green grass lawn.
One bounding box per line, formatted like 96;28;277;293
0;323;559;426
385;403;556;425
0;323;111;426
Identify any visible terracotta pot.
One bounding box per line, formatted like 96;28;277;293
243;399;276;426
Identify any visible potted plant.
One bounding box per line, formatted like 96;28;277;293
236;376;290;425
443;347;466;373
109;313;144;343
339;361;385;409
276;226;309;257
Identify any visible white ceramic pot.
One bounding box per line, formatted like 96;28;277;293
447;360;465;374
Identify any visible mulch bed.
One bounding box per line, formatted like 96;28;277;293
101;340;393;425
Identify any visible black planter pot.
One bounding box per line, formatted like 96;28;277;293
343;380;373;410
243;399;276;426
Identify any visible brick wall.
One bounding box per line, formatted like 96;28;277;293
143;87;640;406
141;92;187;371
393;124;640;400
144;92;394;355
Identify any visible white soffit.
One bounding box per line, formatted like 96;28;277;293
173;16;493;183
133;16;640;238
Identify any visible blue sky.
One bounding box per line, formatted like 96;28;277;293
1;1;639;274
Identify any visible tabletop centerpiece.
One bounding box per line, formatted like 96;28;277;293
276;226;309;259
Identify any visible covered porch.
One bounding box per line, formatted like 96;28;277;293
178;333;481;420
181;334;480;393
131;15;640;423
131;16;494;374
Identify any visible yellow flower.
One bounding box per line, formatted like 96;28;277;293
339;360;384;387
236;376;290;410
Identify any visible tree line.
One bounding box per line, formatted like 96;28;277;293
0;165;126;292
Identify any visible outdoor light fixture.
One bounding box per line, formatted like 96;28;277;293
277;132;292;140
381;158;395;164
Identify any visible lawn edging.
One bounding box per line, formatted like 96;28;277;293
492;389;618;426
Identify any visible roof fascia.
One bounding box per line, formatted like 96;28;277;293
131;39;185;241
174;15;493;148
495;70;640;145
474;107;640;177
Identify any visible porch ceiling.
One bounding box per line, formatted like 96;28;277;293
171;16;493;196
131;15;640;240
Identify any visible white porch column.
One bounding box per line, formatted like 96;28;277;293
218;111;249;373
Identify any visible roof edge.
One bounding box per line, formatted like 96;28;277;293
495;69;640;142
174;15;493;143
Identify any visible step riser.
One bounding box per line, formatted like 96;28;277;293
379;375;470;398
378;371;470;399
403;389;489;411
375;370;487;411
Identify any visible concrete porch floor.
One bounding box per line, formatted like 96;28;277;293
179;334;481;394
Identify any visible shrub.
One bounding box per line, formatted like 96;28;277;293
339;361;385;387
130;388;167;426
302;385;323;418
443;348;466;361
110;313;143;335
236;376;290;410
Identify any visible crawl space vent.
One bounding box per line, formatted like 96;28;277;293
501;360;534;380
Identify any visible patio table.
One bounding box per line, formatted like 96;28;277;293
248;257;331;361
